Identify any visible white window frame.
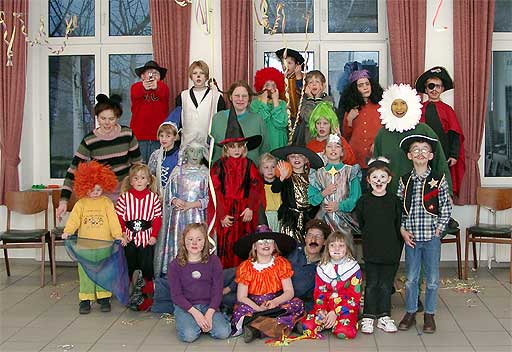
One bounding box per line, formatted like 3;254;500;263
255;41;320;72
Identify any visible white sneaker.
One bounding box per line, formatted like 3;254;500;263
377;316;398;333
360;317;374;334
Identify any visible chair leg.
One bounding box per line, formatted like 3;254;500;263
472;238;478;270
455;230;462;280
509;243;512;284
464;230;469;280
3;248;10;276
51;234;57;286
40;237;46;288
47;237;53;276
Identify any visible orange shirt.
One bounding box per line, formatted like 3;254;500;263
235;256;293;296
342;101;382;168
306;137;356;166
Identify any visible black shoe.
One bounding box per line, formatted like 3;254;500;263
79;300;91;314
243;325;259;343
294;321;304;335
97;298;111;312
398;312;416;331
417;298;424;313
423;313;436;333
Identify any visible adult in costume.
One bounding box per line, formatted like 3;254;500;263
416;66;465;196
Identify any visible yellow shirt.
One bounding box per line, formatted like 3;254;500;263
63;196;123;241
264;183;282;211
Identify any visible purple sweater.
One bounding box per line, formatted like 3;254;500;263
168;255;223;311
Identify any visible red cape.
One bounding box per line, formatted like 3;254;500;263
420;101;465;196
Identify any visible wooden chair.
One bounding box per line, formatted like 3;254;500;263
464;187;512;282
0;191;50;287
440;220;462;279
50;190;78;285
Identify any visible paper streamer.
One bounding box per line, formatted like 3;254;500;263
432;0;448;32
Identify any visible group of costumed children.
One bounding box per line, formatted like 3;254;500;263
61;53;462;343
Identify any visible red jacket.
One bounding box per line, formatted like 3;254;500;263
130;81;170;141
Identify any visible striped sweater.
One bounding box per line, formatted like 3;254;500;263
115;188;162;247
61;125;142;202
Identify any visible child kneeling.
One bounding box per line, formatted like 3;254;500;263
168;223;231;342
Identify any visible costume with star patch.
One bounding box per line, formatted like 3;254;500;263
301;258;362;339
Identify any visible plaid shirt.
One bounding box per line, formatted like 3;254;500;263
397;167;452;242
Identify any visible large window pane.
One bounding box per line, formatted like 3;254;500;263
494;0;512;32
49;55;95;178
264;51;315;72
49;0;94;37
327;51;379;112
328;0;378;33
485;51;512;177
109;0;152;36
109;54;152;126
265;0;313;34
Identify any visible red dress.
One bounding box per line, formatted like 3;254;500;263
420;101;465;196
208;156;265;268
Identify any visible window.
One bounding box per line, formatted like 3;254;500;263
484;2;512;180
46;0;152;180
255;0;387;113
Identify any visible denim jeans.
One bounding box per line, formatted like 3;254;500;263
174;304;231;342
405;236;441;314
138;140;160;163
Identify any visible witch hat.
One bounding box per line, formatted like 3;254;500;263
216;108;262;151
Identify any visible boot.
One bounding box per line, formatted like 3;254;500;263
398;312;416;331
423;313;436;333
79;300;91;314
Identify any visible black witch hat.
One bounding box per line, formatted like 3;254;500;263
216;108;262;151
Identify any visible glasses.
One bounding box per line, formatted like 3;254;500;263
256;239;274;245
427;83;443;90
410;148;431;156
305;233;324;240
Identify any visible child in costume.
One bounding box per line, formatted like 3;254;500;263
341;70;384;183
177;60;226;147
231;229;304;342
396;135;452;334
301;229;362;339
373;83;453;195
306;101;356;165
356;157;403;334
308;134;362;235
251;67;288;150
62;161;126;314
131;61;170;162
271;145;324;244
168;223;231;342
415;66;465;196
259;153;282;232
293;70;336;146
156;140;209;276
116;163;162;311
208;109;265;268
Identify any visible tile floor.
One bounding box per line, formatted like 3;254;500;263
0;260;511;352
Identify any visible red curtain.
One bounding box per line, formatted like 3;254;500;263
0;0;28;204
386;0;426;85
149;1;191;108
453;0;494;205
220;0;253;94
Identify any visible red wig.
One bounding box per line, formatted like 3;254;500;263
73;161;118;198
254;67;285;95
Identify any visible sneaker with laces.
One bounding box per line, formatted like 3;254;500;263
360;317;374;334
377;316;398;333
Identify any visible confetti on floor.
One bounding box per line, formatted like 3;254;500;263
121;319;136;326
58;344;74;351
49;291;62;300
439;277;482;294
160;313;175;325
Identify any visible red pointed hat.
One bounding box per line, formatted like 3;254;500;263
216;108;262;151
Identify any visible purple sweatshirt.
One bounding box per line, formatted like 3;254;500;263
168;255;223;311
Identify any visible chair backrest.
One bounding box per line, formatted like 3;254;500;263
5;191;49;231
51;190;78;225
476;187;512;224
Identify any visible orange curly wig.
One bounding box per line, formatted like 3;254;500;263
254;67;285;95
73;161;118;198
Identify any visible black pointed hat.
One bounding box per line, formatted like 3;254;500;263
216;108;262;151
399;134;438;153
415;66;453;93
275;48;305;65
270;145;324;170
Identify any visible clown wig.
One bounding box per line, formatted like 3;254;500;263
253;67;285;96
377;83;422;133
73;161;118;198
308;101;339;137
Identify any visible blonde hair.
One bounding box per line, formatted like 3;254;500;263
188;60;210;80
221;142;248;158
259;153;277;171
157;123;179;138
320;229;355;265
248;240;281;262
120;163;158;194
176;223;210;266
305;70;326;84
